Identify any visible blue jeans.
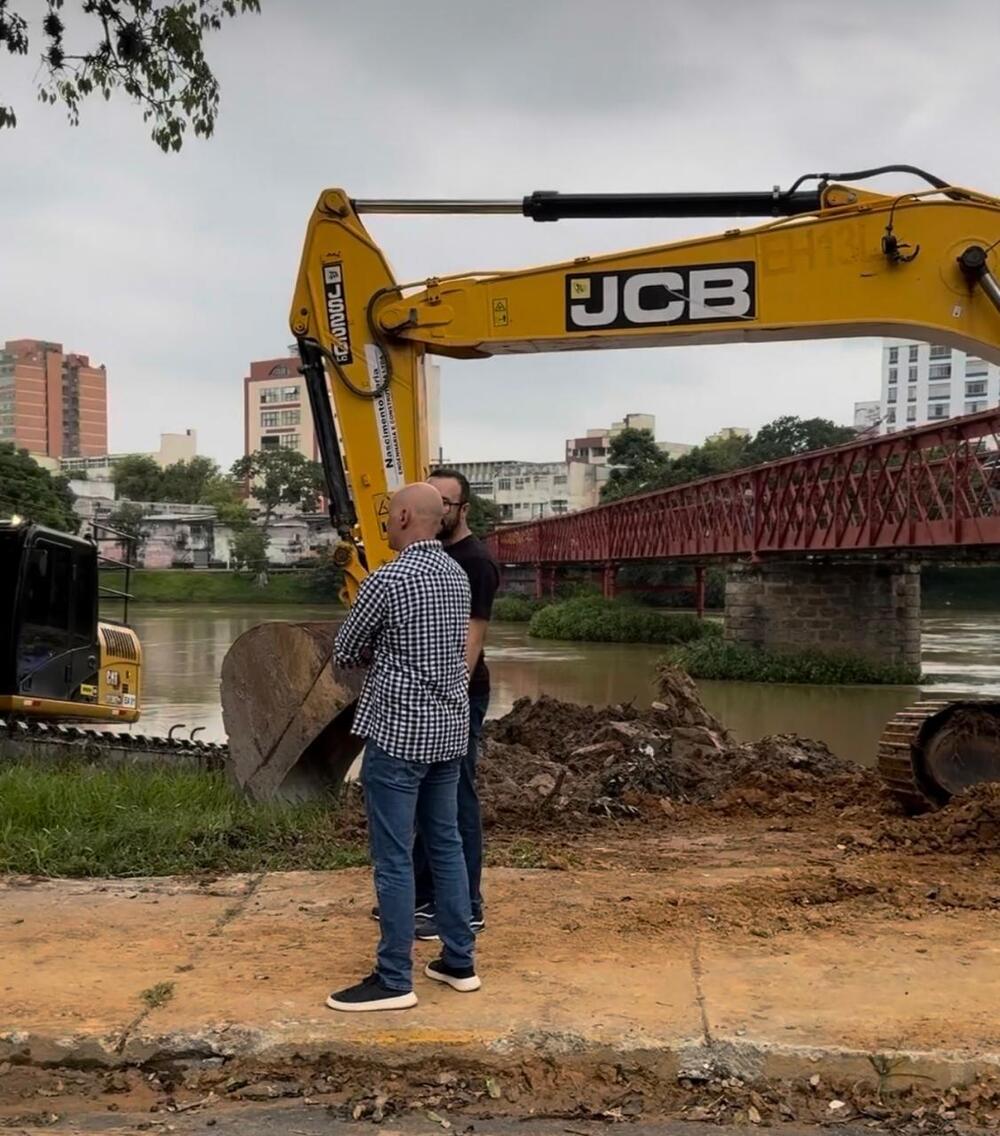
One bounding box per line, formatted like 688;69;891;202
361;741;474;992
413;690;489;920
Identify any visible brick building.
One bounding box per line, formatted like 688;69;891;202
244;349;317;461
243;346;441;464
0;339;108;458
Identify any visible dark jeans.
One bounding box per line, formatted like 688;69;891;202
362;741;474;991
414;690;489;920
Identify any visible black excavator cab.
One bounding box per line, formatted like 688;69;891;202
0;519;103;708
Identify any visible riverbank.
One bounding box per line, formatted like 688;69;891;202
101;569;341;605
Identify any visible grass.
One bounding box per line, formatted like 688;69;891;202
528;596;723;645
140;981;175;1010
663;639;921;685
0;763;367;877
100;569;335;605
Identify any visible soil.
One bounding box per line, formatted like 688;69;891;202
4;1052;1000;1133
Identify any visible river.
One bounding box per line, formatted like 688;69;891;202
121;605;1000;768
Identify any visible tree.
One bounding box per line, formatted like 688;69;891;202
0;443;78;531
108;500;147;563
160;455;220;503
305;545;345;601
229;525;267;581
111;453;164;501
601;427;671;501
0;1;260;150
468;492;500;538
658;432;750;487
742;415;857;464
198;474;250;528
231;449;325;532
600;416;856;503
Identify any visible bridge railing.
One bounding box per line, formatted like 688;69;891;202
487;408;1000;565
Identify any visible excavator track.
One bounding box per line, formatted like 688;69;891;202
0;715;228;769
877;700;955;812
877;698;1000;812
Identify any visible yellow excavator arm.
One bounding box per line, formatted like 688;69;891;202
288;167;1000;597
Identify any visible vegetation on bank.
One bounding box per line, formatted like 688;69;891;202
528;596;723;645
663;639;921;686
99;567;343;605
0;763;366;877
492;595;548;622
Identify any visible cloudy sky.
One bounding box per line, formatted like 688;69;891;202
4;0;1000;466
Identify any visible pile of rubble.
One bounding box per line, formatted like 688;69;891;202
477;664;881;829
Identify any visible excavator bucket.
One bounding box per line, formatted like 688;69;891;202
220;622;363;802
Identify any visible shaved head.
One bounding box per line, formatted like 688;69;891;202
387;482;445;550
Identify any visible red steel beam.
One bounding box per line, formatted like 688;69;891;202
486;408;1000;565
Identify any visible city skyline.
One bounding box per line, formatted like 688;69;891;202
5;2;982;467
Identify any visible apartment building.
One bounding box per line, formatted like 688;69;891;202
244;348;441;464
879;338;1000;433
566;412;693;468
450;459;598;521
244;350;316;460
59;429;197;480
0;338;108;458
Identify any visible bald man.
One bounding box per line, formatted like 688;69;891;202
328;483;479;1012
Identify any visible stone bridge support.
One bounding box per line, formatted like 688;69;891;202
724;562;921;668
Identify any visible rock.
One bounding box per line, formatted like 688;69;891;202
570;740;625;760
527;773;557;796
672;725;728;762
593;721;648;743
654;664;730;734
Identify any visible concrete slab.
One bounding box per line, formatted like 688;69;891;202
698;912;1000;1077
149;869;703;1057
0;876;252;1044
3;867;1000;1087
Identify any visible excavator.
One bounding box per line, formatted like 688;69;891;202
0;518;142;724
218;163;1000;810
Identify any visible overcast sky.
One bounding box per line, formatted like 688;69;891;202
4;0;1000;465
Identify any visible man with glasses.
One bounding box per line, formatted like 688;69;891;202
416;467;499;938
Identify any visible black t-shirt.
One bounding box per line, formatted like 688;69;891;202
445;534;500;696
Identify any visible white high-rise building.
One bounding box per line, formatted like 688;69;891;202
879;338;1000;434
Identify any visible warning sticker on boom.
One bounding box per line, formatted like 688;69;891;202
364;344;405;491
322;263;353;365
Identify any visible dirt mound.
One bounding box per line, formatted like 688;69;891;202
878;782;1000;854
479;681;879;830
486;694;645;754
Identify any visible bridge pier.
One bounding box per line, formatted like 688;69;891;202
724;562;921;668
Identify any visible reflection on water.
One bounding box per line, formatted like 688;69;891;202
117;604;1000;768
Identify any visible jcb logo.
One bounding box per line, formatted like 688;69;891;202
565;261;755;331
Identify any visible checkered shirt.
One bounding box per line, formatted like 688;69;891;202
334;539;471;762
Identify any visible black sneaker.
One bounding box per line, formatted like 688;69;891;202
415;913;441;942
370;903;435;924
424;959;481;993
470;913;485;935
325;973;417;1012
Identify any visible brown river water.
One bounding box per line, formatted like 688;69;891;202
120;605;1000;768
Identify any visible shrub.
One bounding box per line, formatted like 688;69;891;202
528;596;722;645
663;639;921;685
492;595;547;622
